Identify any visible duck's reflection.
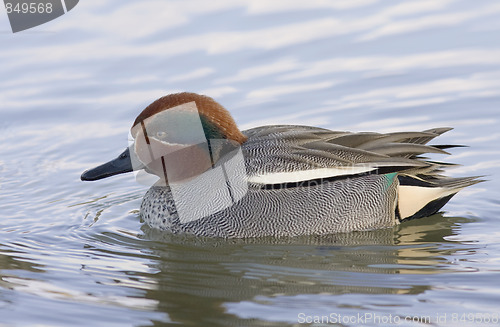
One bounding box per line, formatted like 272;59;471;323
138;213;479;325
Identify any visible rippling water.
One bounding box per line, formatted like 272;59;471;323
1;1;500;326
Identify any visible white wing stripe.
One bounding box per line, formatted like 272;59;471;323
248;166;376;184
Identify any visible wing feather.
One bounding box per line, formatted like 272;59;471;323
242;125;458;185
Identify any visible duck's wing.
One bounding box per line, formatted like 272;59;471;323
242;125;470;185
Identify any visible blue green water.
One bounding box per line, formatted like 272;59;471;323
1;1;500;326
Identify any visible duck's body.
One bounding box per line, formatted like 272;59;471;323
81;93;481;238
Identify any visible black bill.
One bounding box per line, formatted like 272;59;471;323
81;148;134;181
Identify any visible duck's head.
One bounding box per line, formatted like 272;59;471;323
81;92;247;184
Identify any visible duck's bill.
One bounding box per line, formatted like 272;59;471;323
81;148;134;181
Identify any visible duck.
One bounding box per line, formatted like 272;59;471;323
81;92;481;238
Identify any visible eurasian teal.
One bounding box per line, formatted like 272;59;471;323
81;92;481;238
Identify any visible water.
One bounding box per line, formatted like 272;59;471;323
1;1;500;326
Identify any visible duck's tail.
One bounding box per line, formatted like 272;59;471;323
396;175;483;221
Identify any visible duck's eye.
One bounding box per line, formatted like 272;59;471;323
156;131;167;139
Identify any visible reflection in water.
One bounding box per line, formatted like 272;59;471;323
0;208;490;326
132;214;478;325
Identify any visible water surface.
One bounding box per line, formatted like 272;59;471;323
1;1;500;326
